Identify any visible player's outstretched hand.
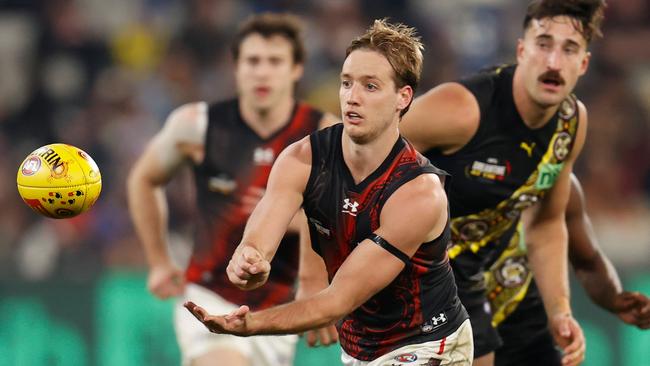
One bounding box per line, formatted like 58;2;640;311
227;245;271;290
148;262;185;299
613;291;650;329
184;301;252;336
550;313;585;366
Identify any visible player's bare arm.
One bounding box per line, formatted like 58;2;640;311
283;112;340;234
127;102;206;299
523;101;588;366
185;173;448;336
295;221;339;346
225;137;312;290
567;174;650;329
401;82;479;154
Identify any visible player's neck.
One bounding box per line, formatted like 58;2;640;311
342;125;400;185
240;96;295;139
512;70;559;129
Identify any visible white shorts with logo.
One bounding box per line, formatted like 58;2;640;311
340;319;473;366
175;283;298;366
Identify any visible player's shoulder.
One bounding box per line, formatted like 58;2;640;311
166;101;208;128
388;172;447;212
160;101;209;146
382;172;448;230
278;135;313;164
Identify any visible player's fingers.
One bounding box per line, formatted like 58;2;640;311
184;301;205;322
230;305;250;318
250;260;270;275
639;299;650;315
318;328;333;346
305;330;318;347
561;335;585;366
228;260;252;282
328;326;339;343
242;247;263;264
226;268;248;288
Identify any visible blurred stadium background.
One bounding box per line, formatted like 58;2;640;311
1;0;649;365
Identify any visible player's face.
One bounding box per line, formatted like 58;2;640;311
517;16;590;108
235;33;303;111
339;49;412;144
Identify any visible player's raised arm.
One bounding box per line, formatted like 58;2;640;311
127;102;206;299
225;136;313;291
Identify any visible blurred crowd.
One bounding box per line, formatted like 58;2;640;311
1;0;649;282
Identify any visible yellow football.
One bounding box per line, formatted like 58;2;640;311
17;144;102;219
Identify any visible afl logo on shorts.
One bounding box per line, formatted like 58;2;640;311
495;256;529;288
394;352;418;363
21;156;41;176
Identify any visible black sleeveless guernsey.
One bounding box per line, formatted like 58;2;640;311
424;65;581;308
304;123;468;361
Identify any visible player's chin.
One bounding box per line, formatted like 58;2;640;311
535;91;567;108
344;125;371;144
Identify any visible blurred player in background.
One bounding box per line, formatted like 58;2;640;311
489;173;650;366
127;12;337;366
401;1;608;365
185;19;474;366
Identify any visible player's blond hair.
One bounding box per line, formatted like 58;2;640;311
346;19;424;116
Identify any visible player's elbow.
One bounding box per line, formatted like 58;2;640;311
317;289;354;325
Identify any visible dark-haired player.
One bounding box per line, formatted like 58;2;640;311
401;1;608;365
127;13;337;366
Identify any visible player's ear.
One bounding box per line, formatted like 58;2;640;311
578;51;590;76
291;63;304;82
396;85;413;113
516;38;525;63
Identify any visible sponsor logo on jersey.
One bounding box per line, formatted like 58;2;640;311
253;147;275;165
468;158;510;181
421;312;447;333
342;198;359;216
519;141;536;157
208;175;237;194
535;163;564;190
393;352;418;363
